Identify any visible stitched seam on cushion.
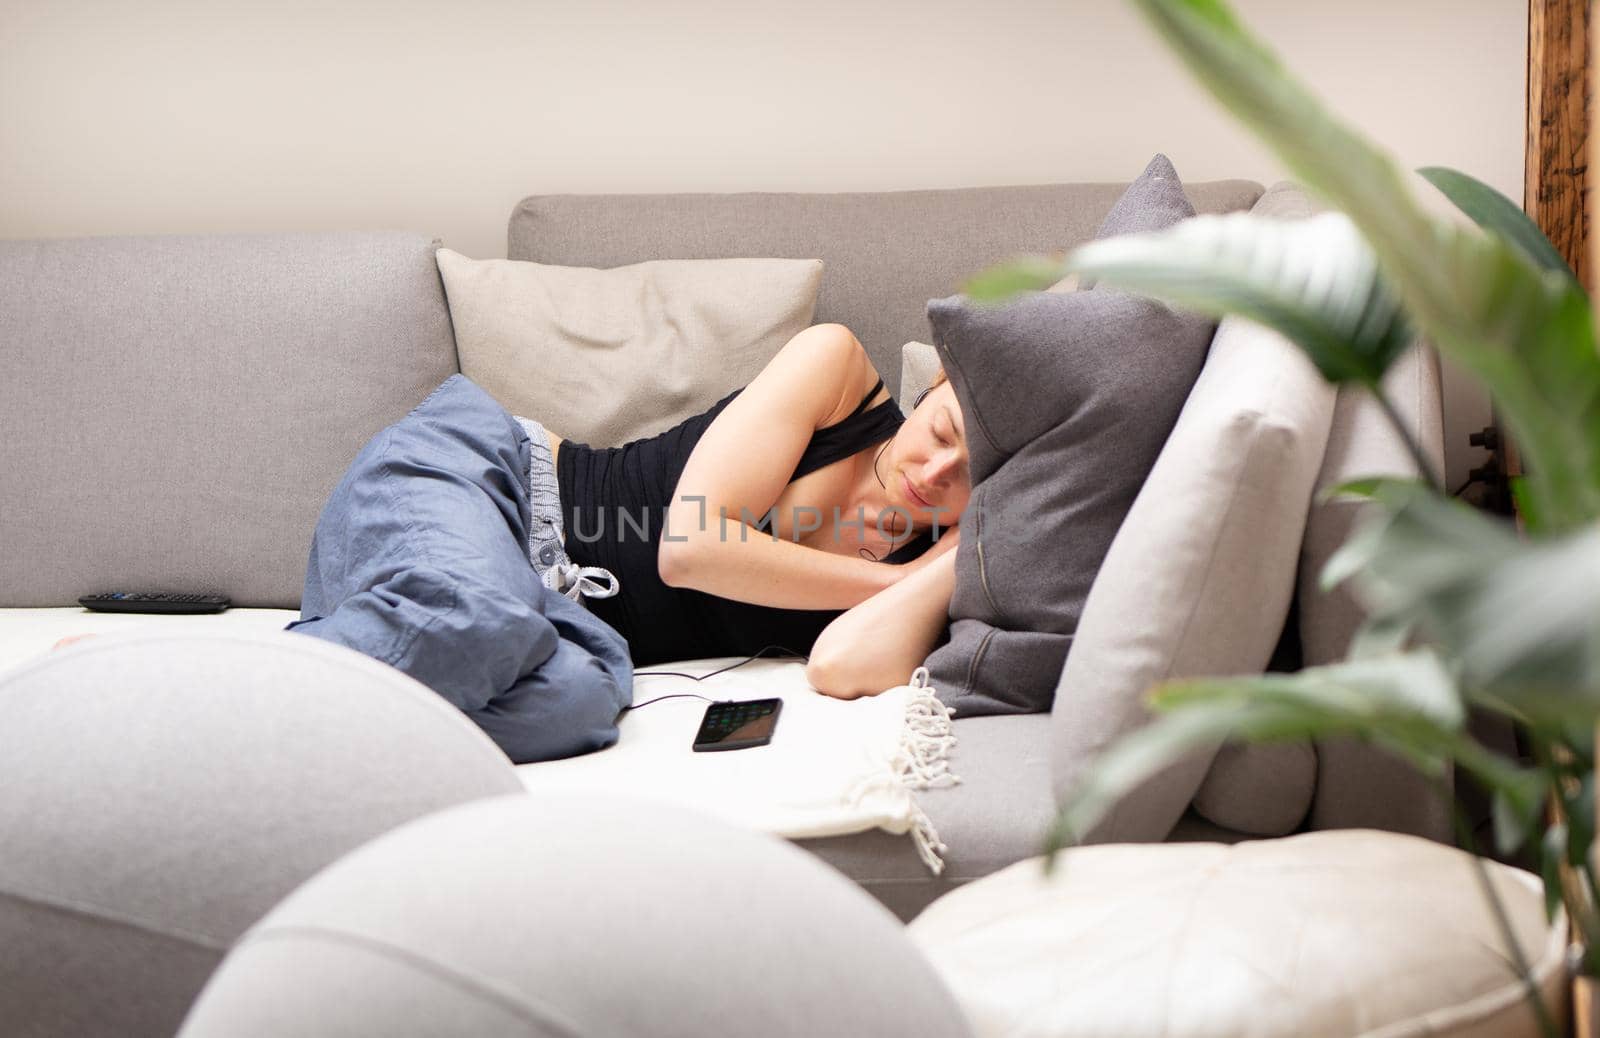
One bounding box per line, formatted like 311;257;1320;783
963;626;996;702
972;485;1008;624
242;925;586;1038
0;887;228;952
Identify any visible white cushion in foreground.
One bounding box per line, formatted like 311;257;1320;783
908;830;1568;1038
180;793;975;1038
0;631;523;1038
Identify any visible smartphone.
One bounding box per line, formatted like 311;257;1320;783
692;698;782;752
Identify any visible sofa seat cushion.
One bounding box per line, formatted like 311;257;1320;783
797;713;1057;922
0;607;301;678
908;829;1568;1038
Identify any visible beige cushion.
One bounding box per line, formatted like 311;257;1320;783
909;830;1568;1038
1047;182;1336;843
435;250;823;446
899;340;943;415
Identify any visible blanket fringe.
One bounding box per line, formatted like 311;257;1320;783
846;666;960;876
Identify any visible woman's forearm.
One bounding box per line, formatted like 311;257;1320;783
659;521;902;611
806;549;957;698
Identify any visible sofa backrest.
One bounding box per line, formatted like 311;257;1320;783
507;180;1264;393
1;232;459;608
1299;343;1450;840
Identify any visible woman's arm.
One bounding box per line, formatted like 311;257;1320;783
805;532;959;699
658;324;910;611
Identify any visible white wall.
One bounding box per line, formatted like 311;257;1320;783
1;0;1526;483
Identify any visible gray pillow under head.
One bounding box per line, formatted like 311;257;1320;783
924;155;1217;716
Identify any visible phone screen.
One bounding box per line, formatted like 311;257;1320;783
692;698;782;752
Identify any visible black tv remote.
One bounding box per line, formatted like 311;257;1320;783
78;592;231;615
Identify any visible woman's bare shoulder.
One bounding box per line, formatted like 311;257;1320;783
783;324;886;429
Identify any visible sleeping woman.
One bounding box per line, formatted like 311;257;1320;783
57;324;971;763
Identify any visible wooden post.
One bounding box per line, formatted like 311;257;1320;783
1527;0;1591;291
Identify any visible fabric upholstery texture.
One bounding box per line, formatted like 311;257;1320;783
1191;740;1320;836
1048;181;1338;842
1300;343;1452;840
898;340;942;416
435;250;822;447
924;155;1216;717
797;713;1057;922
180;794;975;1038
0;631;522;1038
0;232;459;608
506;179;1263;394
908;830;1567;1038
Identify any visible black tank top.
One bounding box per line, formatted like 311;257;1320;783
556;378;932;665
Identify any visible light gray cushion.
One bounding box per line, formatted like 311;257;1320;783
435;250;823;446
507;179;1262;395
180;794;974;1038
0;631;522;1038
924;155;1216;717
0;232;459;608
797;713;1057;922
1191;741;1319;836
1047;182;1337;843
898;340;943;416
1301;343;1452;840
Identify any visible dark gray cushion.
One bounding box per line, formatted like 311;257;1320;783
507;179;1261;396
0;232;459;608
923;156;1217;716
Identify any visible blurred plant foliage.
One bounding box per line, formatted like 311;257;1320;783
964;0;1600;1010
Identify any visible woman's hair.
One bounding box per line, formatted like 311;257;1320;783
913;368;948;408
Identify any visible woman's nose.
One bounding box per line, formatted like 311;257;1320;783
924;450;959;486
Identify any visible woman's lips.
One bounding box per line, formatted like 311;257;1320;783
903;474;931;509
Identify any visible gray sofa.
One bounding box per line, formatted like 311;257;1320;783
0;176;1450;1030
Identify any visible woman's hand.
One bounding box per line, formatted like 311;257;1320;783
807;542;960;699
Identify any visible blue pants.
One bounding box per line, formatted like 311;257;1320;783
287;375;633;763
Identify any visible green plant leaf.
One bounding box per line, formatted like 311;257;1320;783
1131;0;1600;534
1067;211;1412;384
1541;823;1568;922
1418;166;1582;291
961;255;1069;303
1324;485;1600;706
1047;651;1465;852
1491;770;1549;855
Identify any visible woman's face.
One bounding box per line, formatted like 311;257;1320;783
886;380;971;529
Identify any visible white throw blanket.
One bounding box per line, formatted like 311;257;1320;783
517;657;962;873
